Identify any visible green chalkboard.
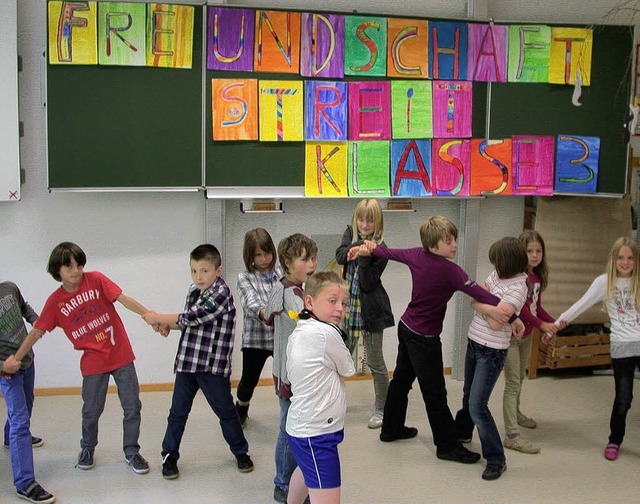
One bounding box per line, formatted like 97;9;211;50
47;6;203;189
489;25;633;194
205;72;305;188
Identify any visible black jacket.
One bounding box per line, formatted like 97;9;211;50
335;226;395;332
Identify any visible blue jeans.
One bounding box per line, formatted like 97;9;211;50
455;340;507;465
609;356;640;445
1;363;36;491
162;372;248;459
274;397;297;490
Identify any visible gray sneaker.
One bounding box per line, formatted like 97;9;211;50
76;448;94;470
125;453;150;474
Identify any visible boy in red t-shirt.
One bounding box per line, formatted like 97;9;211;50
4;242;151;475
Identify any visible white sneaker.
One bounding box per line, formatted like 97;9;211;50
367;410;384;429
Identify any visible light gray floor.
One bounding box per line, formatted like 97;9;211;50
1;371;638;504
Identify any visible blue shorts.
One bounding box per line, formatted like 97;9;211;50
287;430;344;489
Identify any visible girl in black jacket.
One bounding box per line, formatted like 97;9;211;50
335;199;395;429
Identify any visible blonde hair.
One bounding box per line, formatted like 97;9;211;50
605;236;640;311
419;215;457;250
351;199;384;243
304;271;348;299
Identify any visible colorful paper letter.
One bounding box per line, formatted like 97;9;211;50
391;140;432;196
554;135;600;194
207;7;254;71
391;80;433;139
259;80;303;141
49;1;98;65
429;21;468;80
387;18;428;79
467;23;508;82
511;135;554;195
344;16;387;77
212;79;258;140
305;142;347;196
508;25;550;82
348;82;391;141
470;139;513;195
254;10;300;74
146;4;194;69
431;139;470;196
549;27;593;85
304;81;348;141
432;81;472;138
98;2;146;66
301;13;344;78
348;141;390;196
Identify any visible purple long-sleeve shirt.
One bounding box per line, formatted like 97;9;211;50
372;247;502;336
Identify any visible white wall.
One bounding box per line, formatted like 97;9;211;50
2;0;634;389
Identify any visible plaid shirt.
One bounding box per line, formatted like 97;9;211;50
175;276;236;377
237;265;282;350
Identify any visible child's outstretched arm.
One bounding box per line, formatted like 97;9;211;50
142;312;181;330
3;327;45;374
117;293;149;316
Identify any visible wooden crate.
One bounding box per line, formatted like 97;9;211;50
528;330;611;378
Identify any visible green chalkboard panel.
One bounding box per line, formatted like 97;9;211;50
47;6;203;189
205;72;304;188
489;25;632;194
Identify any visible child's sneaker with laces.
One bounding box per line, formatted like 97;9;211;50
604;442;619;460
16;481;55;504
162;454;179;480
76;448;94;470
503;434;540;454
125;453;150;474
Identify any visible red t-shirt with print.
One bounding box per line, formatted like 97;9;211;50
35;271;135;375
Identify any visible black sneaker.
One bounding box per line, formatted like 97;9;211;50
436;445;481;464
76;448;94;470
16;481;55;504
379;426;418;442
125;453;150;474
236;453;254;473
4;436;45;449
482;462;507;480
162;454;179;480
273;485;287;503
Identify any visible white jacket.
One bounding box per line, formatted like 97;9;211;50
286;317;355;437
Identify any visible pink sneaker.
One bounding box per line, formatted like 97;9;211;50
604;443;619;460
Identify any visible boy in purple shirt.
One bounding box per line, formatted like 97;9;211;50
361;216;518;464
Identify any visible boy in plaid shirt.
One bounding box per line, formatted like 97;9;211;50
143;244;253;480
